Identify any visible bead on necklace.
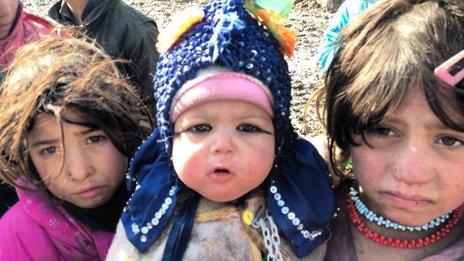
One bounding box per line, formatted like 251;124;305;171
346;190;464;248
349;187;450;232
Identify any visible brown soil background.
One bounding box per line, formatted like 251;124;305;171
23;0;332;137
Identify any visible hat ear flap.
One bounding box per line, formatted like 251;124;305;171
266;137;336;258
121;129;181;251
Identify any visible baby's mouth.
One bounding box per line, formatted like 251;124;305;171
209;167;234;181
208;165;234;182
214;168;230;174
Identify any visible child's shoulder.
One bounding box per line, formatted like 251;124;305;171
0;202;58;259
0;200;59;239
1;203;34;245
1;202;34;233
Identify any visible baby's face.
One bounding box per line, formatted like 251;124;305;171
172;100;275;202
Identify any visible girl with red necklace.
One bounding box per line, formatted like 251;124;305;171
314;0;464;259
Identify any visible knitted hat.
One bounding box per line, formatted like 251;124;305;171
170;66;274;122
122;0;336;258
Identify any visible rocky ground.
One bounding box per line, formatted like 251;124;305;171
22;0;333;137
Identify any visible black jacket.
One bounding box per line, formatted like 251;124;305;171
49;0;159;106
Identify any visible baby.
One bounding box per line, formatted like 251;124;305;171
108;0;336;260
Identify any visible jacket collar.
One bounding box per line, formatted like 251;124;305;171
49;0;117;27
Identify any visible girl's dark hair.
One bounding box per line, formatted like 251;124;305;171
314;0;464;176
0;34;153;189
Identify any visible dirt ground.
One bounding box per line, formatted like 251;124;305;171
23;0;333;137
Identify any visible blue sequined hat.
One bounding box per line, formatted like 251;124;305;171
122;0;336;258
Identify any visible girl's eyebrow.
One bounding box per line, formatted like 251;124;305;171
384;114;460;131
30;127;99;147
30;138;60;148
76;127;99;136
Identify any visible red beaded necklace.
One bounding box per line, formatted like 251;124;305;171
346;194;464;248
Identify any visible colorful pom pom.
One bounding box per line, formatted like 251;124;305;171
254;0;294;17
244;0;296;58
257;10;296;58
157;7;205;53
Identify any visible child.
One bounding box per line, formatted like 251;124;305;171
0;0;51;79
316;0;464;259
0;0;51;216
48;0;159;108
107;0;336;259
0;35;152;260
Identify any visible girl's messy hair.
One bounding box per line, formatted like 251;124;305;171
0;34;153;189
314;0;464;176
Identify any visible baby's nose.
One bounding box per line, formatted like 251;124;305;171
211;131;235;154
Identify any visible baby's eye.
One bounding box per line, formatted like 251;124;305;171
40;146;58;156
237;124;263;133
437;136;463;147
86;135;106;144
188;124;212;133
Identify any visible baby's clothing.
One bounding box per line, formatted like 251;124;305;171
108;194;327;260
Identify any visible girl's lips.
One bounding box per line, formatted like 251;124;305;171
381;191;433;209
74;185;106;199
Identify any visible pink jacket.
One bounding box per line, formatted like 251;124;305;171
0;4;51;69
0;187;114;260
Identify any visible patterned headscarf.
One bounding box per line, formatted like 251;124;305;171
121;0;336;258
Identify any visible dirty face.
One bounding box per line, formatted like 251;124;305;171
351;88;464;226
172;100;275;202
27;112;127;208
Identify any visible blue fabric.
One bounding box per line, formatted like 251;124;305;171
121;0;336;257
162;192;200;261
318;0;378;72
267;137;336;256
121;130;181;251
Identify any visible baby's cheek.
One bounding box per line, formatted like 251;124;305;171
173;138;204;168
245;151;274;180
172;151;199;182
257;145;275;167
172;140;187;172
